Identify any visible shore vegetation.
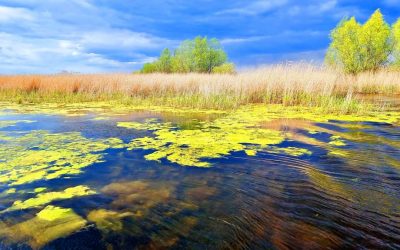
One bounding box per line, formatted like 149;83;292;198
0;64;399;112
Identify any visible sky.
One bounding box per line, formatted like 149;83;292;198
0;0;399;74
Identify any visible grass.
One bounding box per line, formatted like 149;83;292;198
0;63;399;113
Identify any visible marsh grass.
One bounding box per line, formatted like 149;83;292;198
0;64;399;113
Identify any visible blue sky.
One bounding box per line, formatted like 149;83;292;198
0;0;399;74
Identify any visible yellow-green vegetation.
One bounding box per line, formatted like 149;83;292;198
140;37;233;74
327;9;394;73
117;104;400;167
4;185;96;212
34;187;47;193
0;130;124;186
1;62;400;112
0;205;86;249
328;136;347;146
394;18;400;66
87;209;134;232
0;120;35;128
120;118;285;167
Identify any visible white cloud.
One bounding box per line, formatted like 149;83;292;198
237;49;326;67
80;30;175;50
0;1;173;73
220;36;266;45
216;0;288;16
0;6;35;22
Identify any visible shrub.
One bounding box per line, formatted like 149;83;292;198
212;63;236;74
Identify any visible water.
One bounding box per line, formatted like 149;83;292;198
0;105;399;249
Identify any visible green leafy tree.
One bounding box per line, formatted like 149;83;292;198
140;36;232;74
326;9;393;73
327;17;363;74
140;62;158;73
157;48;172;73
171;40;196;73
358;9;392;71
393;18;400;66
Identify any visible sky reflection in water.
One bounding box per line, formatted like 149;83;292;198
0;105;399;249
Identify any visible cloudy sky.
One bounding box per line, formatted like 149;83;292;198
0;0;399;74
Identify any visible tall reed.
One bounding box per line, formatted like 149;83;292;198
0;64;399;112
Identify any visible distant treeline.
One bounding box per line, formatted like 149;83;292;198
326;9;400;74
140;37;235;74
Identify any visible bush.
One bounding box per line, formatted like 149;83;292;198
212;63;236;74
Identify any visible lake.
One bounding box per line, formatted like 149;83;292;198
0;103;399;249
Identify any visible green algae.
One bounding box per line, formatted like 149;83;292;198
34;187;47;193
123;120;285;167
0;120;35;129
328;136;347;147
0;101;227;118
266;146;312;156
0;130;124;186
118;105;400;167
0;205;86;249
4;185;96;212
1;102;399;169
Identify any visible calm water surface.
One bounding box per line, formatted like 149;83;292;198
0;107;399;250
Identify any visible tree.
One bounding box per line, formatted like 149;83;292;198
171;40;196;73
393;18;400;66
358;9;392;71
157;48;172;73
140;62;158;73
139;36;232;74
327;17;363;74
326;9;393;73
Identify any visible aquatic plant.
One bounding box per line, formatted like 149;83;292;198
101;180;175;212
0;205;86;248
87;209;134;232
0;130;124;186
120;105;399;167
5;185;96;211
0;120;35;128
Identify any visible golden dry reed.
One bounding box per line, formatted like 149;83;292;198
0;64;399;112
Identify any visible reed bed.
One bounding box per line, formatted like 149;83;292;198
0;64;399;112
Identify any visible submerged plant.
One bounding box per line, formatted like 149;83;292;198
0;205;86;248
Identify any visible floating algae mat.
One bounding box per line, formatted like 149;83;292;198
0;103;399;249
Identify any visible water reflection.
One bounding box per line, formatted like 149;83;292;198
0;107;399;249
